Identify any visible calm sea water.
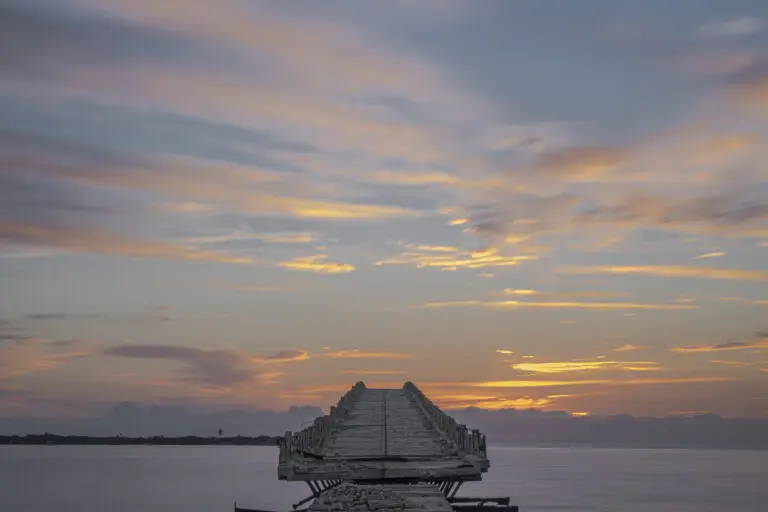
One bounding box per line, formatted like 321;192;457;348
2;445;767;511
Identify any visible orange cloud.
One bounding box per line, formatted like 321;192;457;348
612;344;648;352
675;295;747;304
463;376;731;388
278;255;355;274
342;370;406;375
0;338;93;378
278;198;413;220
252;350;310;363
694;251;726;259
710;360;753;367
468;379;609;388
422;300;695;310
561;265;768;281
183;230;319;245
500;289;628;299
670;335;768;353
322;349;415;360
438;396;558;410
0;221;253;264
511;360;661;374
397;242;460;253
376;247;537;271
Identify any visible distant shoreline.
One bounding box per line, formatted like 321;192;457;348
2;435;766;450
0;434;280;446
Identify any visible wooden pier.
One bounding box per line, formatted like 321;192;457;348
253;381;515;511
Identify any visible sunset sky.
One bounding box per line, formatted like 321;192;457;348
1;0;767;420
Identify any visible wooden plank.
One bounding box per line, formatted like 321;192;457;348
307;482;453;512
277;383;490;482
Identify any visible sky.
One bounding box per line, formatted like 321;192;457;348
1;0;767;421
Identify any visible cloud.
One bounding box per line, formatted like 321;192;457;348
465;123;766;247
496;349;514;355
102;344;304;388
696;18;763;37
436;395;559;410
25;313;80;321
612;344;648;353
363;170;462;187
670;333;768;354
104;345;254;387
421;300;695;311
376;247;537;271
710;360;753;367
561;265;768;282
510;360;661;374
465;379;609;388
232;286;300;292
695;251;726;259
155;202;214;214
322;349;415;360
727;58;768;110
22;311;173;322
2;0;488;184
462;376;732;388
572;192;768;239
0;338;93;378
278;255;355;274
181;229;319;245
675;295;748;304
677;51;757;77
342;370;406;376
500;289;628;299
396;242;460;253
253;349;309;363
0;221;253;264
74;0;451;98
0;123;418;225
531;145;627;180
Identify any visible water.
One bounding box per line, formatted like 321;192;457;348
2;445;767;511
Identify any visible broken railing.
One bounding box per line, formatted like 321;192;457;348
403;381;487;460
278;381;366;463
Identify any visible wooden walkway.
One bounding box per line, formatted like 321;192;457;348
306;482;454;512
277;382;489;482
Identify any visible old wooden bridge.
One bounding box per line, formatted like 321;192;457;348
239;381;516;511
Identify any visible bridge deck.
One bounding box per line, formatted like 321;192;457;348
277;382;489;482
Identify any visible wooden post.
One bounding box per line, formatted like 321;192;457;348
282;431;292;461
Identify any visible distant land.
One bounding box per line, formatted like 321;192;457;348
2;402;768;449
449;408;768;449
0;434;279;446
